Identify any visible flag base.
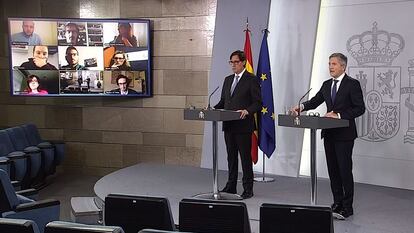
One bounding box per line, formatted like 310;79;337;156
193;192;242;200
254;176;275;183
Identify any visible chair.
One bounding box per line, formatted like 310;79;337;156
0;130;30;184
5;126;48;178
104;194;175;233
260;203;333;233
138;229;186;233
0;217;40;233
0;169;60;233
21;124;65;166
179;198;251;233
45;221;124;233
139;229;192;233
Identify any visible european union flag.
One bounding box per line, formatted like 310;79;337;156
256;30;275;157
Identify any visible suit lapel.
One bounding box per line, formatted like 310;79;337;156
231;72;248;97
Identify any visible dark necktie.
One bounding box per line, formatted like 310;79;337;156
331;79;339;102
230;75;239;95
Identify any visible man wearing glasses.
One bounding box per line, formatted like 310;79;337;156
110;74;138;95
214;50;261;199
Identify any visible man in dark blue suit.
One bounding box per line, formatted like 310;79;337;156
294;53;365;219
214;50;261;199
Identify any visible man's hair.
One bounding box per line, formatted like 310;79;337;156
116;74;131;86
329;53;348;67
65;46;78;55
229;50;246;62
65;22;79;32
32;45;47;54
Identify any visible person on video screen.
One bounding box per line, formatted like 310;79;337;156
110;74;138;95
111;23;138;47
62;46;86;70
24;74;48;95
11;21;42;45
20;45;57;70
109;51;131;71
65;22;83;45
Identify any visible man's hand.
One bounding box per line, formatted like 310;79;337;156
33;57;47;68
290;105;301;116
237;109;249;119
325;111;338;118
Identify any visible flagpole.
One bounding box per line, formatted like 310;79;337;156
254;153;275;182
254;28;275;183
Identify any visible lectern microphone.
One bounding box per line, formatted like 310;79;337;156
207;86;220;109
297;88;312;116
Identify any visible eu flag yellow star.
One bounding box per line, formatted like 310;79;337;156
271;112;276;120
260;73;267;81
261;107;268;115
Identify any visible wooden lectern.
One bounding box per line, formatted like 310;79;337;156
278;114;349;205
184;108;242;200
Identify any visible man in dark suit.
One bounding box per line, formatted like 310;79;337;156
293;53;365;219
214;50;261;199
110;74;138;95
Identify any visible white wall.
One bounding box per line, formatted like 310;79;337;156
300;0;414;190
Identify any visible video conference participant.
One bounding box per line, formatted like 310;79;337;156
19;45;57;70
63;22;86;46
61;46;87;70
11;21;42;45
110;23;138;47
110;74;138;95
108;51;131;70
214;50;261;199
292;53;365;219
24;74;48;95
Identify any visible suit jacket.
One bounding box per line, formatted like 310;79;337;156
303;74;365;140
214;71;261;133
110;88;138;95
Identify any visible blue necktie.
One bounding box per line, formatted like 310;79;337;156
331;79;338;102
230;75;239;95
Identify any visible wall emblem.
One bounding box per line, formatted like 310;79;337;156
346;22;414;143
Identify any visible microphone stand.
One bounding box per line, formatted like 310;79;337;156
295;88;312;126
207;86;220;109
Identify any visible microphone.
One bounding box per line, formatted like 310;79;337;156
297;88;312;116
207;86;220;109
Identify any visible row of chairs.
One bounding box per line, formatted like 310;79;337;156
102;194;334;233
0;218;124;233
0;124;65;188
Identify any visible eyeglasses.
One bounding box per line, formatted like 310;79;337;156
114;57;125;60
228;60;242;65
118;82;127;85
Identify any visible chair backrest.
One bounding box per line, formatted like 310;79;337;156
179;198;251;233
21;124;43;146
260;203;333;233
0;169;19;214
104;194;175;233
0;218;39;233
0;130;16;156
5;127;31;151
45;221;124;233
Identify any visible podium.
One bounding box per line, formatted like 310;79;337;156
184;108;242;200
278;114;349;205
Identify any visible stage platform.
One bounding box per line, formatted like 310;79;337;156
94;163;414;233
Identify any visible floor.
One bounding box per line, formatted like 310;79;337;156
39;163;414;233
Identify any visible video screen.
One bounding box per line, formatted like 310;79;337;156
8;17;151;97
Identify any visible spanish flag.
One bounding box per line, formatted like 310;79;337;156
243;27;259;164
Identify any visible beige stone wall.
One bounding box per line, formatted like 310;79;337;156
0;0;216;176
